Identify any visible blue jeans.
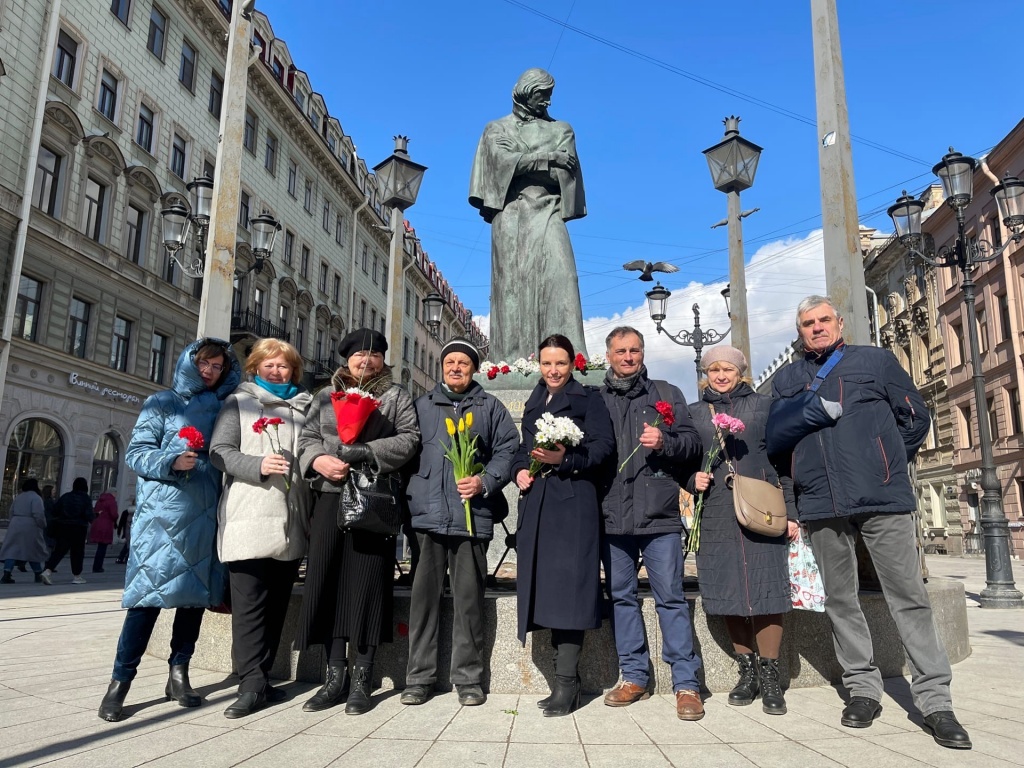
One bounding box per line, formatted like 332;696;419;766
602;532;701;691
111;606;205;682
4;559;42;573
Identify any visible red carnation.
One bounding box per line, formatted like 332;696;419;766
487;366;498;380
178;426;204;450
574;353;587;372
500;364;511;374
654;400;675;427
252;417;269;434
266;417;285;426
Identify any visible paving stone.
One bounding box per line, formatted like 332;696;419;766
229;733;359;767
416;740;509;768
731;741;846;767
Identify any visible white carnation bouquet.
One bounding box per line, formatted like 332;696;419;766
528;412;585;477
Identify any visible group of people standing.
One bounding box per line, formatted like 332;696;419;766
84;293;969;751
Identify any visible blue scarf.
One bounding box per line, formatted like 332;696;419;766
255;376;299;400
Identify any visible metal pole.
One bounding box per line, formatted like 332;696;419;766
957;214;1023;607
197;1;251;339
691;304;704;386
384;207;405;381
726;190;751;364
810;0;871;344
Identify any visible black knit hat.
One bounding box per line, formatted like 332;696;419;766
441;337;481;370
338;328;388;360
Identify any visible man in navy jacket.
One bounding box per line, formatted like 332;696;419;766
769;296;970;750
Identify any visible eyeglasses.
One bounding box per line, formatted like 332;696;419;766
197;361;224;373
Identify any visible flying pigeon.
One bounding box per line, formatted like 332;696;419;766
622;260;680;282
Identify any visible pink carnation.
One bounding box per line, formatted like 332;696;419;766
712;413;745;434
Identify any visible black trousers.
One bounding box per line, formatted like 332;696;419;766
405;531;488;687
45;524;87;575
228;557;301;693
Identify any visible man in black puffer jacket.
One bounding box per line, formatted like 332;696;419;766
42;476;94;585
768;296;970;750
598;326;706;721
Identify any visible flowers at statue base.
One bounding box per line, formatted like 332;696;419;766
177;426;204;481
253;416;290;490
617;400;675;473
686;413;745;553
528;412;585;477
480;353;608;380
442;411;484;536
329;387;380;444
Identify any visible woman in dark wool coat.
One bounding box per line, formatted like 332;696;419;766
687;345;797;716
512;334;614;717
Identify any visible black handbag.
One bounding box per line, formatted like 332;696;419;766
336;463;402;536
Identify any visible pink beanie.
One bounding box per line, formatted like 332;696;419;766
700;345;748;374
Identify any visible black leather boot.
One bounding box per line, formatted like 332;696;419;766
303;664;349;712
224;687;267;719
165;663;201;707
98;680;131;722
728;653;759;706
345;662;374;715
758;657;787;715
542;675;581;717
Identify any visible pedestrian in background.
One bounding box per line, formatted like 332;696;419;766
41;477;93;585
115;498;135;564
90;490;119;573
1;478;49;584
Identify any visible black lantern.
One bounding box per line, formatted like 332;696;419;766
992;174;1024;232
249;210;281;260
703;116;763;194
187;175;214;230
372;136;428;212
159;175;216;278
887;190;926;243
423;291;444;338
645;283;670;326
932;148;976;210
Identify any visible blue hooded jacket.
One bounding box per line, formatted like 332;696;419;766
122;338;241;608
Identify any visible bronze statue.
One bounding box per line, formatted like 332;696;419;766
469;68;588;362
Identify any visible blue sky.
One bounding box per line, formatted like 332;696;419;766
257;0;1023;397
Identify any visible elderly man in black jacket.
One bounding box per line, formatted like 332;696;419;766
599;327;706;721
402;338;519;708
768;296;970;750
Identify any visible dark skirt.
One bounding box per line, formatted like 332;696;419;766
695;495;791;617
295;492;394;649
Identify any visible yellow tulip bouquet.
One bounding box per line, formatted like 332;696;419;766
443;412;485;536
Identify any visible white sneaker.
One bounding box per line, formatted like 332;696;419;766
71;576;86;585
41;569;53;585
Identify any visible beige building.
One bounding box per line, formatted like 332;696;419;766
0;0;480;518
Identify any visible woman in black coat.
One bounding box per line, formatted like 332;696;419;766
512;335;615;717
687;346;797;716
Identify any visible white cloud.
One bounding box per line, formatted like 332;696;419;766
473;312;490;339
582;230;826;403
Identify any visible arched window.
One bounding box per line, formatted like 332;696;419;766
2;420;64;521
90;432;121;498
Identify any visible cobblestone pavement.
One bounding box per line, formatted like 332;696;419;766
1;553;1022;767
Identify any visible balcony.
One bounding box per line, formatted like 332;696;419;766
301;357;339;390
231;308;289;342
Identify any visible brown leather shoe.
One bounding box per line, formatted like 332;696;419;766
603;681;650;707
675;689;705;721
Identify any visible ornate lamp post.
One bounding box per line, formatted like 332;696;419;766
159;175;214;277
703;116;761;366
373;136;428;380
244;210;282;276
422;291;444;340
645;282;731;384
888;150;1024;609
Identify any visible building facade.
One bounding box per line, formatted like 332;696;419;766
0;0;481;519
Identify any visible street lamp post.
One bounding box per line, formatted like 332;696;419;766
888;150;1024;609
422;291;444;339
159;175;213;278
703;116;761;366
644;282;731;384
373;136;427;382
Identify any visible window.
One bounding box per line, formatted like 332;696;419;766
361;244;369;272
381;264;388;293
978;308;989;354
238;191;250;229
83;177;107;242
333;275;341;304
372;255;379;284
295;315;305;354
999;293;1013;343
135;103;154;152
335;214;345;245
309;110;320;132
1009;387;1023;435
14;276;43;341
382;315;387;335
987;396;999;441
405;288;412;316
170;133;187;178
110;0;131;25
67;298;91;358
319;262;328;293
951;322;966;367
403;336;409;362
33;145;62;216
272;59;283;82
124;203;146;263
315;329;325;360
149;332;168;384
287;160;297;197
53;30;77;87
97;69;118;122
283;230;294;266
279;304;289;332
992;216;1003;249
359;299;367;327
413;339;419;366
253;287;265;318
322;199;330;231
959;404;973;448
147;7;166;58
926;406;939;450
110;316;132;371
370;308;377;330
208;72;223;118
179;41;197;90
295;90;305;110
303;178;313;212
243;110;257;153
264;132;277;173
300;245;310;278
231;274;245;315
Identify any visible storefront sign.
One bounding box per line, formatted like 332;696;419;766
68;372;141;405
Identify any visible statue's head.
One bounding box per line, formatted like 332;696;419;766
513;68;555;118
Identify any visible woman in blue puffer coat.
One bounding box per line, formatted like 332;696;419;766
97;338;241;723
